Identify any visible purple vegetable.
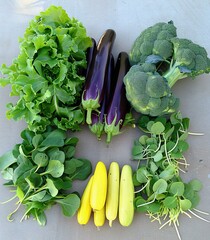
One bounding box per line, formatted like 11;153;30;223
85;38;97;77
82;29;116;124
89;54;115;139
104;52;131;143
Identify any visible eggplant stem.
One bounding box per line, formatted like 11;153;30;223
106;132;112;144
86;109;93;125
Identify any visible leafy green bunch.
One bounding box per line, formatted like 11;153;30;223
124;21;210;116
0;5;92;132
0;128;92;226
132;112;208;238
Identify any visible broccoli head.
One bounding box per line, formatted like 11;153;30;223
129;21;177;65
125;22;210;117
162;38;210;87
123;64;179;116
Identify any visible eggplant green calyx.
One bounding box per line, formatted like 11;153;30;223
89;121;104;140
82;92;100;125
104;115;123;144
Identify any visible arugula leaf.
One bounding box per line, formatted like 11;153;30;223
13;161;35;184
65;158;92;180
38;129;66;150
34;210;47;226
27;191;48;202
53;178;72;190
56;194;80;217
33;153;49;167
48;148;65;163
44;160;64;178
0;126;92;225
1;168;14;181
0;151;17;171
32;134;44;148
46;178;58;197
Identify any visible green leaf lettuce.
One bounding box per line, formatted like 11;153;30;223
0;5;92;132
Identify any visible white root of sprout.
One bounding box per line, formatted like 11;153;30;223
146;213;161;223
174;222;182;240
182;211;192;219
193;208;209;215
177;166;186;174
152;208;210;240
179;129;204;136
159;219;171;229
188;209;210;223
176;161;189;166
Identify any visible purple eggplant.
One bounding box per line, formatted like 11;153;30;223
82;29;116;125
85;38;97;77
104;52;131;143
89;54;115;139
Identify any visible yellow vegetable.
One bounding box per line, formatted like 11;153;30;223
119;164;134;227
94;206;105;228
90;161;107;211
105;161;120;227
77;176;93;225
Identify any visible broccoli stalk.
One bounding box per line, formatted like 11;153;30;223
163;60;190;88
163;38;210;88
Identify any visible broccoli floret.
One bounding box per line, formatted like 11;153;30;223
137;62;157;73
125;22;210;117
163;38;210;87
129;21;177;65
123;64;179;116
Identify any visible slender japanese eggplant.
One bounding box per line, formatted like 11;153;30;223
82;29;116;125
89;54;115;139
104;52;131;143
85;38;97;77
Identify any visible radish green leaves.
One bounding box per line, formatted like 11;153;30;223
132;112;208;239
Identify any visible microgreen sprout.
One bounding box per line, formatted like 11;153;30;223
132;112;209;240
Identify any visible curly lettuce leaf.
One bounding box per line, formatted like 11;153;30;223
0;5;92;132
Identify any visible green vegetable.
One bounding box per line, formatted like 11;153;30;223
124;22;210;116
0;5;92;132
132;112;208;238
129;21;177;65
124;63;179;116
162;37;210;86
0;128;92;226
